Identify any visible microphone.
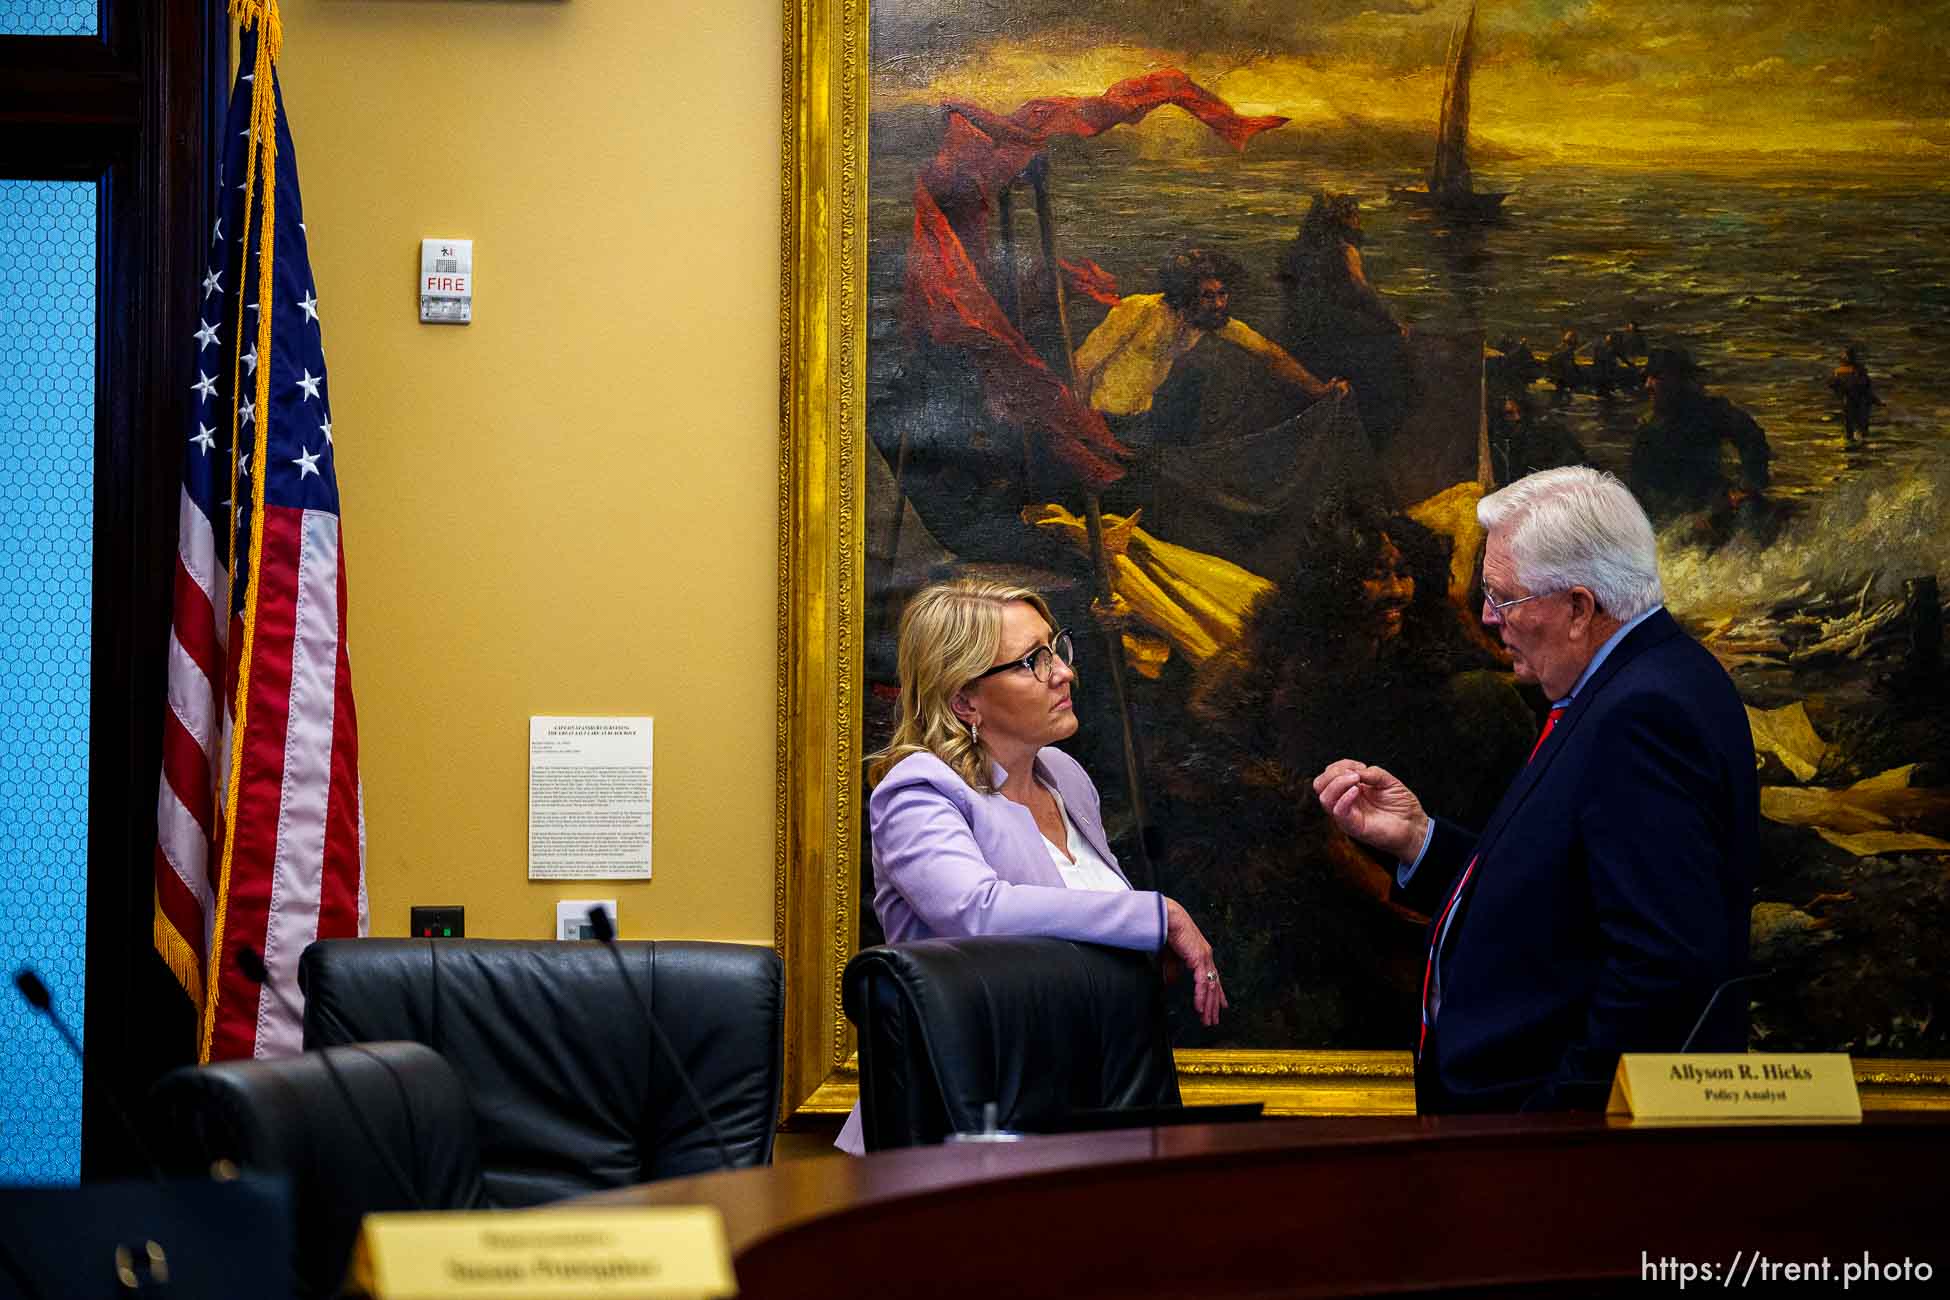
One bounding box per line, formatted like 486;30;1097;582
13;967;163;1183
1680;969;1775;1053
1510;971;1779;1114
234;947;424;1210
584;906;737;1171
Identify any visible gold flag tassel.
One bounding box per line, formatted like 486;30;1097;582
199;0;284;1062
153;889;206;1012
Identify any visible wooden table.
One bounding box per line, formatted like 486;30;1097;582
583;1114;1948;1297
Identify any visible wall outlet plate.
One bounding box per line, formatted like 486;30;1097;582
409;905;464;939
557;899;617;941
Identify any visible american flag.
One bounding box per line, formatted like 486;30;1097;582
154;14;366;1063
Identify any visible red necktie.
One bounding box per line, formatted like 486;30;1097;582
1525;702;1567;764
1418;704;1567;1057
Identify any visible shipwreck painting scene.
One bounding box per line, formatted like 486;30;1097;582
857;0;1950;1058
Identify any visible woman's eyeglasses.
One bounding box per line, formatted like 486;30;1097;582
969;628;1076;683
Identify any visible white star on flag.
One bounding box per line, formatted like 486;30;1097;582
202;268;222;299
194;320;220;351
192;371;218;401
319;417;333;445
296;370;322;401
211;216;223;243
242;344;258;375
239;396;255;427
292;447;322;479
190;425;216;454
239;451;251;477
298;291;320;323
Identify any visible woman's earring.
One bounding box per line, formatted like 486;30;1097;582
968;720;980;747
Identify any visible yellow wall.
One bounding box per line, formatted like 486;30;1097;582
275;1;781;944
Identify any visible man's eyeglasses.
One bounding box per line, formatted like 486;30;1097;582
970;629;1076;684
1482;588;1552;618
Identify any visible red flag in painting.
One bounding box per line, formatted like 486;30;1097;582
903;69;1287;487
1060;258;1124;308
154;16;366;1063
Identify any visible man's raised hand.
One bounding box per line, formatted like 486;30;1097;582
1311;759;1428;862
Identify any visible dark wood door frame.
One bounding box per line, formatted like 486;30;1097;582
1;1;227;1179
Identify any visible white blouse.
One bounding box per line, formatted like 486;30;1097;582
1041;785;1129;893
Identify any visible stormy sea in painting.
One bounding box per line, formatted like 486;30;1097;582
862;135;1950;1058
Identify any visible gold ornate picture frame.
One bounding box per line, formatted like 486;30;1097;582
774;0;1950;1125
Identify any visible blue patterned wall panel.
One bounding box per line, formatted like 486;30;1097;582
0;179;96;1185
0;1;98;36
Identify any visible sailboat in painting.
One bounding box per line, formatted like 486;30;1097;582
1391;0;1510;219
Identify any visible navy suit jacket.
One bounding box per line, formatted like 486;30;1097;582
1398;608;1758;1113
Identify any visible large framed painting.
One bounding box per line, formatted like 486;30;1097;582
777;0;1950;1123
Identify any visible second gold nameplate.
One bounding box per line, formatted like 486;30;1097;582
1607;1053;1860;1123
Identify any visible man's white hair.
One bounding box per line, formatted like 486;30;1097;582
1476;466;1663;620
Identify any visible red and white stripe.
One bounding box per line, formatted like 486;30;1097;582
211;504;365;1061
155;487;227;1006
158;497;365;1061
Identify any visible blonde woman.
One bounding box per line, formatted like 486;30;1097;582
834;579;1226;1153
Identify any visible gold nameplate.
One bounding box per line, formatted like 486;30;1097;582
348;1207;736;1299
1607;1053;1861;1123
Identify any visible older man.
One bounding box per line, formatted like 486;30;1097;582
1313;467;1757;1113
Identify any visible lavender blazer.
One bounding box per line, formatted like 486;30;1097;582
868;748;1165;951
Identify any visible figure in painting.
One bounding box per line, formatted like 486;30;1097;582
1486;334;1542;413
1589;331;1634;400
1545;329;1581;400
1489;394;1585;485
1617;321;1649;363
1828;345;1883;445
1629;347;1772;525
1278;193;1415;437
1075;246;1349;450
1152;507;1534;1049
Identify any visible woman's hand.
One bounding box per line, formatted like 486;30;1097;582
1311;759;1429;862
1164;898;1228;1027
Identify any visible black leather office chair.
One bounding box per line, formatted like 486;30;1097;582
149;1040;484;1299
843;936;1182;1151
299;937;784;1206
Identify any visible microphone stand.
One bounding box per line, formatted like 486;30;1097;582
1680;969;1775;1053
13;968;162;1183
584;906;737;1170
234;948;424;1211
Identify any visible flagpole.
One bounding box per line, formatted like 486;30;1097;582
1026;155;1157;888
